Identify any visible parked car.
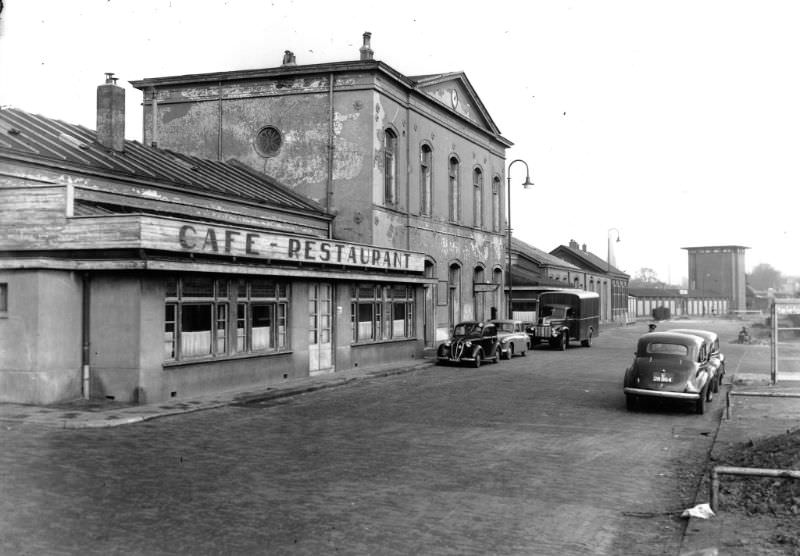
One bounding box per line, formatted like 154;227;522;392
670;328;725;393
530;289;600;350
623;331;715;414
436;321;501;368
490;319;530;359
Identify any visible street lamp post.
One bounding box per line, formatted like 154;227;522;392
506;159;534;319
607;228;621;321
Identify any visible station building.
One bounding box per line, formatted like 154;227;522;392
0;78;426;405
131;32;513;348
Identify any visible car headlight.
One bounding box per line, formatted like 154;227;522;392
465;341;472;348
501;338;509;344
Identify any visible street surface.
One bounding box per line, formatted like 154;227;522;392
0;319;752;555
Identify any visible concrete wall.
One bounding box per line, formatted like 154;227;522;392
0;270;83;404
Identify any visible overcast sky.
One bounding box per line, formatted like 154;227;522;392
2;0;798;283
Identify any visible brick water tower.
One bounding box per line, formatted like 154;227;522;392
683;245;748;311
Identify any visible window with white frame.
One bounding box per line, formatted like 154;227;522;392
164;276;289;362
351;283;415;342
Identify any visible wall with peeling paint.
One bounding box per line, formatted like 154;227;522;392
137;62;511;344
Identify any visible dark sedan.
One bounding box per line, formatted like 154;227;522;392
623;332;715;414
436;321;500;368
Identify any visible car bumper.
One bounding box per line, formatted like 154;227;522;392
437;356;476;363
623;387;700;400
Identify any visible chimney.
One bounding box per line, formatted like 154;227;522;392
359;32;374;60
569;239;579;249
97;73;125;152
581;243;587;252
281;50;296;66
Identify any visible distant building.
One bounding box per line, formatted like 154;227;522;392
549;240;630;322
683;245;748;311
628;288;729;319
507;237;582;320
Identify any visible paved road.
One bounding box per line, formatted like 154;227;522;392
0;319;748;555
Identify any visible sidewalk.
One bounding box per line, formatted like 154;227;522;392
0;358;435;429
679;371;800;556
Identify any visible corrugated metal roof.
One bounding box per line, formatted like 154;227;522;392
0;107;328;216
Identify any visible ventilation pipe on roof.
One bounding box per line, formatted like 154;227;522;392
359;32;374;60
97;73;125;152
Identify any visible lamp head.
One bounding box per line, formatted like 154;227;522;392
522;175;534;189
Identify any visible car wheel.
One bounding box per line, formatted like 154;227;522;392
625;394;637;411
520;344;527;357
494;346;501;363
695;389;706;415
559;333;568;351
507;345;514;359
472;351;482;368
712;375;720;394
706;382;714;402
581;330;593;347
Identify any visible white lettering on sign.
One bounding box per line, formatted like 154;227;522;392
140;218;425;272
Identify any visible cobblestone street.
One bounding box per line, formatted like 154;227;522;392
0;321;745;555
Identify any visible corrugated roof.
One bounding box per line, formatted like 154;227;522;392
0;107;328;216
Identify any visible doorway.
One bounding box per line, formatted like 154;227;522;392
309;283;333;375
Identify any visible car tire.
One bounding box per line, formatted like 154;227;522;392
494;346;501;363
625;394;637;411
472;351;482;368
581;330;593;347
559;333;568;351
712;375;720;394
520;345;526;357
695;389;706;415
706;382;714;402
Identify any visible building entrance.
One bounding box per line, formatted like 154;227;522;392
309;283;333;375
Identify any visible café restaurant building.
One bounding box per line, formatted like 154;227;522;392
0;94;427;405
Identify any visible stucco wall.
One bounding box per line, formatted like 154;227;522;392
0;270;82;404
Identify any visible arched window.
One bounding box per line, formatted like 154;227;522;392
384;129;397;205
492;176;501;232
473;265;486;320
448;263;461;329
448;156;460;222
420;144;432;215
473;167;483;229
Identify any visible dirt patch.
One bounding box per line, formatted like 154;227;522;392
713;429;800;554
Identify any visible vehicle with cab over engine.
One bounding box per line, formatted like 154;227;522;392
530;289;600;350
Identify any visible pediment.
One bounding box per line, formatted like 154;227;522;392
411;72;501;136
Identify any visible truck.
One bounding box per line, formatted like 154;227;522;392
530;289;600;350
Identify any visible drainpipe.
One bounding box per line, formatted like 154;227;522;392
326;72;335;221
217;81;223;161
406;96;411;251
81;272;91;399
149;87;158;148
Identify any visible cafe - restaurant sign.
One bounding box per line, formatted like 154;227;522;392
141;217;425;272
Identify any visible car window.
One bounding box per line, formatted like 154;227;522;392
645;343;688;356
454;323;479;336
496;323;514;332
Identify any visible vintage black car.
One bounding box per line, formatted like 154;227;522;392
623;332;715;414
436;321;501;368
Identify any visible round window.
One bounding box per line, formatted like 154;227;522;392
254;126;282;157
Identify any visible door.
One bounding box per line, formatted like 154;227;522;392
309;283;333;375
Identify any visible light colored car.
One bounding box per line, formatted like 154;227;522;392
490;319;530;359
623;332;715;414
670;328;725;393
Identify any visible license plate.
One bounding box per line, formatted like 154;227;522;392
652;374;672;383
